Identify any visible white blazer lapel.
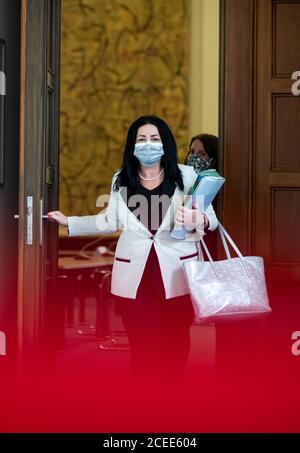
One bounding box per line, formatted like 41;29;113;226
117;187;151;235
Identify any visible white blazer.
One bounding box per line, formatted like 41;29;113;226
68;164;218;300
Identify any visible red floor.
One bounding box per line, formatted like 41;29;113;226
1;282;300;432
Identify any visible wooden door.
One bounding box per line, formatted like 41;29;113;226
255;0;300;280
0;0;21;371
18;0;61;365
221;0;300;281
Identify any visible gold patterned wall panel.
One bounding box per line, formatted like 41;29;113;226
60;0;190;215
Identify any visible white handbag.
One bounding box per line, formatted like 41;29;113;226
183;223;272;324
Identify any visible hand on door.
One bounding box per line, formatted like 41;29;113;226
47;211;68;227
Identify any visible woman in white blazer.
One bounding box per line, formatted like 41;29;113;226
48;115;218;386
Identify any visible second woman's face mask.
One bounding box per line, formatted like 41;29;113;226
134;142;164;167
186;153;213;174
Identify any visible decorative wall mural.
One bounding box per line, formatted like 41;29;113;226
60;0;190;215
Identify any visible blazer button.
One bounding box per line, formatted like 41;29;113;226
149;236;154;240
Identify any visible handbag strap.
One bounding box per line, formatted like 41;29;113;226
195;229;221;279
219;224;231;259
195;223;251;278
218;224;242;259
218;224;250;277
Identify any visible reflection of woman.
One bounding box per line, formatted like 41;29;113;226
48;116;218;386
184;134;220;260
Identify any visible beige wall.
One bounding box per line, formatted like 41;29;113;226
189;0;219;138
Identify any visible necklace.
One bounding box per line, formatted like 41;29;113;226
138;168;164;181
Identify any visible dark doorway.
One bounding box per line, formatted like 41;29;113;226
0;0;21;373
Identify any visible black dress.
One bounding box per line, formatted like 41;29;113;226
113;176;195;384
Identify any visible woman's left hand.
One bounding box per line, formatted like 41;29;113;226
175;202;206;231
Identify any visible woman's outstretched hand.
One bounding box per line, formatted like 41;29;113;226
47;211;68;227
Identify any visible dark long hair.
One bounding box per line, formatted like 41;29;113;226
184;133;218;169
113;115;184;192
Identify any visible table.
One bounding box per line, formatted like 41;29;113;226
58;253;114;271
57;253;114;346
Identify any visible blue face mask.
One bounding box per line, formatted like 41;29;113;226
134;142;164;167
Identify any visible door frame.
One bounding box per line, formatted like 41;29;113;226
17;0;228;363
18;0;61;365
19;0;264;361
218;0;256;256
219;0;300;280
